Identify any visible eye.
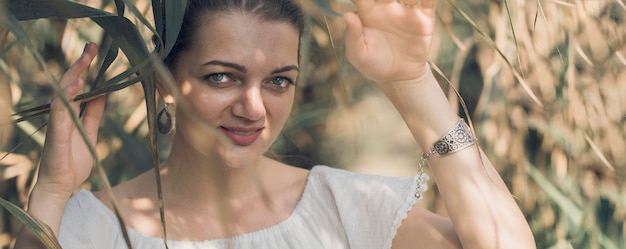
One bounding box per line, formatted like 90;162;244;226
204;73;232;83
210;74;225;82
266;76;294;90
202;73;234;87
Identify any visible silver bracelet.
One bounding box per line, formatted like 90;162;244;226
414;118;476;199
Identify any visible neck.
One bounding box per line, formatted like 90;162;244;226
159;133;270;205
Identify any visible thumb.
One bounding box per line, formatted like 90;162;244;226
343;12;365;65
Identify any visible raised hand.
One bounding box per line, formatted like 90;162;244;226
343;0;437;84
36;43;105;199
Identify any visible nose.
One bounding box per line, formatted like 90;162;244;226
232;85;266;121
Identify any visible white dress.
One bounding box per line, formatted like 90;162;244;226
59;166;420;249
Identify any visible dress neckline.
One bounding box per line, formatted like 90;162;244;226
80;166;323;244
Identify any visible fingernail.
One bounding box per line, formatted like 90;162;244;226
83;42;93;53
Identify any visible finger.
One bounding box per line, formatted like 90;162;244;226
49;78;85;133
78;43;97;87
420;0;437;10
343;12;366;65
350;0;375;14
59;43;98;89
82;95;106;142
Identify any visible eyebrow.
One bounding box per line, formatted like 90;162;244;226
203;60;247;73
203;60;299;75
271;65;299;74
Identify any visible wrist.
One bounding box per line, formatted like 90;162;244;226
376;66;461;150
376;63;431;88
29;183;73;207
26;184;73;237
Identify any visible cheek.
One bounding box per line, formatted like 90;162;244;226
183;89;235;121
266;93;294;125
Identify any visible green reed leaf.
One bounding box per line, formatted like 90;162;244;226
4;2;144;248
162;0;187;58
122;0;161;48
13;59;152;122
114;0;125;16
0;198;62;249
92;34;120;88
7;0;114;20
140;56;169;248
91;16;149;68
524;163;620;247
152;0;163;39
526;163;582;225
7;0;150;67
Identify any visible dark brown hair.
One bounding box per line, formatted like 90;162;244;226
162;0;305;69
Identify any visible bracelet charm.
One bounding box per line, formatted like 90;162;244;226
414;118;476;200
431;119;475;157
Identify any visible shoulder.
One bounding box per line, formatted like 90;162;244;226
63;190;117;223
307;166;462;249
307;166;421;249
308;165;418;204
59;190;126;248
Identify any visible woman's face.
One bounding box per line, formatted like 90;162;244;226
170;12;299;166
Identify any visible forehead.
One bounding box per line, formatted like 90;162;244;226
184;12;300;67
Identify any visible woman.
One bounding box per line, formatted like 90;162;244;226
15;0;536;248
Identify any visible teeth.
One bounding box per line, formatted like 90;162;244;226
230;130;255;135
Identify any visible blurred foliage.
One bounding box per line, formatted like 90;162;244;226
1;0;625;248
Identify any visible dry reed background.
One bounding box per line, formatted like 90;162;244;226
0;0;625;248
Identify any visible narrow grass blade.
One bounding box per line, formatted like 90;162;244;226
141;70;170;249
527;163;619;248
584;134;616;172
3;6;138;249
13;110;50;123
0;122;46;162
0;38;18;59
502;0;527;79
122;0;161;45
445;0;544;107
13;63;152;123
535;0;564;64
0;198;62;249
526;163;582;225
312;0;340;16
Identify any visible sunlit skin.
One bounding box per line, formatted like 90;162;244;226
96;13;309;240
15;0;536;248
165;12;300;169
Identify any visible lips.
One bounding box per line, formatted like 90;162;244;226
220;126;264;146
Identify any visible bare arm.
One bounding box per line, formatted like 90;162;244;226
14;43;104;248
343;0;535;248
383;69;534;249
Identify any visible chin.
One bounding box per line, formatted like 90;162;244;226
215;141;268;170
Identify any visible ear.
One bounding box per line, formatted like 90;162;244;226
156;78;175;104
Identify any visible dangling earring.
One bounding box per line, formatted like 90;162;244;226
157;103;173;134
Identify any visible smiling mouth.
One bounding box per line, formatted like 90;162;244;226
220;127;264;146
229;129;258;135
